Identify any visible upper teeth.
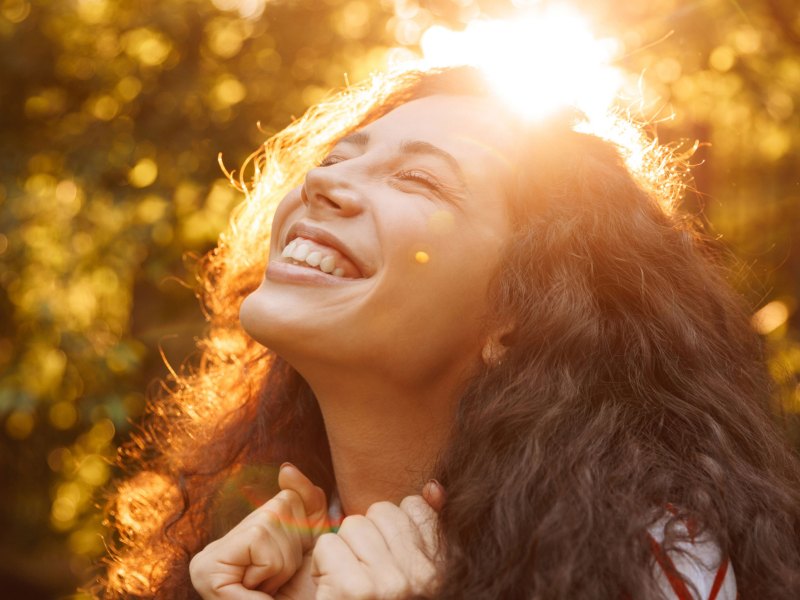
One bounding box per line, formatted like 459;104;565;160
281;237;346;277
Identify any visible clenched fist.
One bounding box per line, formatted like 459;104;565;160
190;463;329;599
311;481;444;600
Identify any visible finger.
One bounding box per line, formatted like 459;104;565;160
278;463;329;537
367;499;439;596
311;533;374;600
271;554;316;600
232;490;300;537
260;489;306;551
240;515;294;591
211;585;275;600
335;514;394;568
248;491;311;592
400;495;440;560
207;495;298;592
422;479;446;513
364;501;423;565
191;536;279;600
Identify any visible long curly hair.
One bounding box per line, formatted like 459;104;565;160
90;67;800;599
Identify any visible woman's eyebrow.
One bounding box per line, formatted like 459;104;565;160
339;131;370;147
337;131;469;191
399;140;468;189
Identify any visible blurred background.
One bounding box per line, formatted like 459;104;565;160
0;0;798;597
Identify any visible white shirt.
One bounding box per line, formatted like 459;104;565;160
648;516;737;600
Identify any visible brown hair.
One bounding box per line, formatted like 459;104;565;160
92;67;800;599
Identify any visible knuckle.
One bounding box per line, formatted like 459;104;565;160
337;514;367;535
189;547;208;568
313;532;338;555
188;553;202;579
189;552;213;591
271;549;286;573
403;499;437;530
365;500;395;520
399;494;421;508
382;568;411;598
266;494;290;514
247;522;273;540
399;494;426;514
276;488;300;507
411;561;439;595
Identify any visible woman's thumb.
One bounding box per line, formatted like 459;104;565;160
278;462;329;535
422;478;446;512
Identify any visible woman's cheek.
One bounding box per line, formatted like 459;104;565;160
271;187;303;234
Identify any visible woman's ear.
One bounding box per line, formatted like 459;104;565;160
481;324;514;367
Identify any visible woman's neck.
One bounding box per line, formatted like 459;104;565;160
304;367;462;516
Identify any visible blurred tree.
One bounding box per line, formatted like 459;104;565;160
0;0;395;596
0;0;797;597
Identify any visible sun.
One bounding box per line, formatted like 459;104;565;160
414;6;624;122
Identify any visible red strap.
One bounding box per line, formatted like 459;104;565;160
648;532;694;600
649;532;731;600
707;556;729;600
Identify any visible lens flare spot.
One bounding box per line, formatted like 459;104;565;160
428;209;455;234
415;250;430;264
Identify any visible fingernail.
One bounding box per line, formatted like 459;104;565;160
424;478;443;492
279;461;295;472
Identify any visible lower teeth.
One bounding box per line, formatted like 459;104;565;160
290;259;339;276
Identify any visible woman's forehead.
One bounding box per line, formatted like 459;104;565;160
359;95;516;180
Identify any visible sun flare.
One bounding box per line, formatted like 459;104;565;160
416;7;624;121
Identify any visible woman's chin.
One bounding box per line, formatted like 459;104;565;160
238;287;298;351
239;287;339;361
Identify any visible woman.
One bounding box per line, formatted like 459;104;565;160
94;67;800;599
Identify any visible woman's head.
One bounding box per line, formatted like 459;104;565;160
95;66;800;599
239;91;521;394
237;66;694;396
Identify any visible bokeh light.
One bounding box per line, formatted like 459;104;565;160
752;300;791;336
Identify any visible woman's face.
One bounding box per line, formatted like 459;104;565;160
240;94;516;389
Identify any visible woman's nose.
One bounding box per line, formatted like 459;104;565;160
301;164;364;218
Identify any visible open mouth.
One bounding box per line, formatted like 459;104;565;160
280;235;364;279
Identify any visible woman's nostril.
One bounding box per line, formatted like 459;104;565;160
322;194;341;210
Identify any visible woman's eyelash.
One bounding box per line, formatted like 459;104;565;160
316;159;445;196
318;155;344;167
396;170;443;192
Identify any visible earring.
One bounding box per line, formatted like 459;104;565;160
481;341;503;367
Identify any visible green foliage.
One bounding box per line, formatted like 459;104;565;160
0;0;798;597
0;0;394;595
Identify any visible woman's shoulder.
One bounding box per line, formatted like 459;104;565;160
647;515;737;600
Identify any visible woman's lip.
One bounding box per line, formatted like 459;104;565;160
265;260;365;286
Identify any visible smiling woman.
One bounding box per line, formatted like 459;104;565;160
240;94;514;411
91;67;800;599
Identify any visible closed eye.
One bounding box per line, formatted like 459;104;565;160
395;169;444;194
318;155;346;167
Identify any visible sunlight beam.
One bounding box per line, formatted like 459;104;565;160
417;6;624;121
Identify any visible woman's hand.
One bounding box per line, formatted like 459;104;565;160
311;481;444;600
190;463;329;599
